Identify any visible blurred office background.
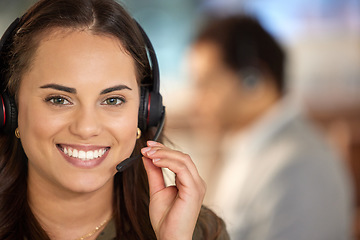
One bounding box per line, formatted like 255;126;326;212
3;0;359;108
1;0;359;113
1;0;360;236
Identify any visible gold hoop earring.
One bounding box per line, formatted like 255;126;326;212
15;128;20;138
136;128;142;140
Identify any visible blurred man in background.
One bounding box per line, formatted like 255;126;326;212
186;15;354;240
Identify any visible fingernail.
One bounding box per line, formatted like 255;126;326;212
147;150;157;156
153;158;160;162
141;147;151;154
147;141;159;146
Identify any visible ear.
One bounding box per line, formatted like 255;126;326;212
239;67;261;91
239;72;280;111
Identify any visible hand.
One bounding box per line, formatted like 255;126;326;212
141;141;206;240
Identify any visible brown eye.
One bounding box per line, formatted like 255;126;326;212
45;96;71;105
103;97;126;106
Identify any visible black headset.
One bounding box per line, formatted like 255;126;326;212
0;17;165;136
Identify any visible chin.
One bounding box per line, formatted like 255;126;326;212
59;170;114;195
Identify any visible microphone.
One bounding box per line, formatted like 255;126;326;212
116;109;165;172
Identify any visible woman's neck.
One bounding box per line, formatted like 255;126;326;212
27;171;114;240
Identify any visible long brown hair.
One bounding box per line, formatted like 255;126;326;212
0;0;227;239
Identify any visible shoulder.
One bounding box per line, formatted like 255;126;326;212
193;205;230;240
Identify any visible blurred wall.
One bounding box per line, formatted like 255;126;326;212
2;0;359;111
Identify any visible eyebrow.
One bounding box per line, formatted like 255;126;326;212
40;84;76;94
39;84;132;95
100;85;132;95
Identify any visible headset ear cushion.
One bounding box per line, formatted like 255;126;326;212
138;87;149;132
1;91;17;133
147;91;163;128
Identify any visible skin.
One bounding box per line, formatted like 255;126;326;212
17;28;205;239
142;141;206;239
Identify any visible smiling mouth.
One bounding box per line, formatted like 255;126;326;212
57;144;110;161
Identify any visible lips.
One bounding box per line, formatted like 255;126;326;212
57;144;110;161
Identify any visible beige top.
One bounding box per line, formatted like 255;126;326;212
95;219;116;240
95;209;230;240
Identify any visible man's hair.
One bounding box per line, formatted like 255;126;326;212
194;15;286;94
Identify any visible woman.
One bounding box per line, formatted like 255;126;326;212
0;0;228;239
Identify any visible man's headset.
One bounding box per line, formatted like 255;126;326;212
0;17;166;172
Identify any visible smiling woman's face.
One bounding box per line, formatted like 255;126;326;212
17;29;140;193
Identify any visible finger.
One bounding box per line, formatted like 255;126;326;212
142;141;206;200
154;155;205;203
142;156;166;196
144;146;203;185
147;140;162;147
143;142;201;181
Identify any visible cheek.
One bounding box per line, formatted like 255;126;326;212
102;103;140;156
18;99;64;137
17;100;62;159
16;106;48;173
203;90;225;117
107;113;138;139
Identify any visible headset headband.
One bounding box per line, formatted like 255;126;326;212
135;22;160;93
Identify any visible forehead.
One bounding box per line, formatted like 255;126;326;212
189;41;237;88
189;41;229;78
24;28;138;88
190;42;224;69
34;28;129;65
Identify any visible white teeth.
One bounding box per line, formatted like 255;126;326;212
86;151;93;160
73;149;78;158
62;146;107;161
94;150;99;158
78;150;85;159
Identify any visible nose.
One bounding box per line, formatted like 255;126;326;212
69;105;102;139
